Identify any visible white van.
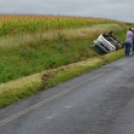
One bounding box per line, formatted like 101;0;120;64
93;31;123;54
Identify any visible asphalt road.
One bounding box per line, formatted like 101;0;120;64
0;54;134;134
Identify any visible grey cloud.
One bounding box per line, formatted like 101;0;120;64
0;0;134;22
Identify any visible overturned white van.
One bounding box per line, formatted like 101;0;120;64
93;31;123;54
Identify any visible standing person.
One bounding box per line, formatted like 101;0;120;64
125;28;134;55
131;28;134;51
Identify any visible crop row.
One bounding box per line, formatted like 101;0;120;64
0;14;122;36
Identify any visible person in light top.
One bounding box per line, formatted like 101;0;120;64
125;28;134;55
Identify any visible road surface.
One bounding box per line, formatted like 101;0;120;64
0;55;134;134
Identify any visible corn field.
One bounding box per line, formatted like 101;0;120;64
0;14;122;36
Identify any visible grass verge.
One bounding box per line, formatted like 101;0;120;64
0;23;127;84
0;49;124;108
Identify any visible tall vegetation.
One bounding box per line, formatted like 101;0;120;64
0;14;123;36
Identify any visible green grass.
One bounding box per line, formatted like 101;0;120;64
0;82;40;108
0;39;97;83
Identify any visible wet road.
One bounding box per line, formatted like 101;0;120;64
0;55;134;134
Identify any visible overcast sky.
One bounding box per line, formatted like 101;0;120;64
0;0;134;22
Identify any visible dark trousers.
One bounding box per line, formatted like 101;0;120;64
125;42;131;55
